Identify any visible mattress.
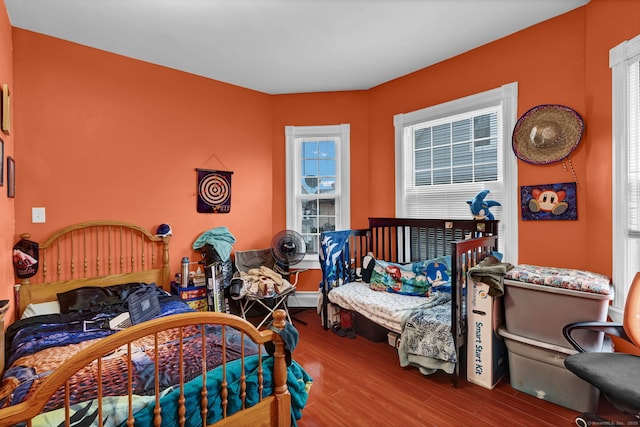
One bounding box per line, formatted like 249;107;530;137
327;281;448;333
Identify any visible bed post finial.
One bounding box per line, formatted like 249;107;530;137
270;308;291;421
272;309;286;330
160;236;171;289
13;283;20;323
17;233;35;285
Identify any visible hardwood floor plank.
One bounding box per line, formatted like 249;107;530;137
289;309;635;426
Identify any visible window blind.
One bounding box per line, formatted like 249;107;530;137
394;82;518;263
401;106;503;220
629;59;640;236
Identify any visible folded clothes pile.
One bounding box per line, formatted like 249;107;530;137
240;266;293;298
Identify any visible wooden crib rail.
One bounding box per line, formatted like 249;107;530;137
0;310;291;427
368;217;498;263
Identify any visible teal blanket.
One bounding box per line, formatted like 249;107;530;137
131;355;312;427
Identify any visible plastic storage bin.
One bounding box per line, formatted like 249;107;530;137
498;327;600;413
354;312;388;342
503;265;612;351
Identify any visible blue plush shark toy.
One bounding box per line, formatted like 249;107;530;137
467;189;501;221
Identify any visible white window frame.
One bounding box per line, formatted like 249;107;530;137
285;124;350;269
394;82;519;263
611;34;640;322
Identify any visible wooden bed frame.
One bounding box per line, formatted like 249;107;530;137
320;217;499;387
1;220;294;427
13;220;172;319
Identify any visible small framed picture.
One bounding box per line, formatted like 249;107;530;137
7;155;14;198
521;181;577;220
1;84;10;135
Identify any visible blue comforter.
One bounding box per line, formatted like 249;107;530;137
0;295;312;426
132;356;312;427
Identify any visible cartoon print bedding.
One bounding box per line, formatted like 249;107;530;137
0;289;311;425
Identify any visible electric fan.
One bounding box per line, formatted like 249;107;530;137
270;230;306;272
270;230;308;325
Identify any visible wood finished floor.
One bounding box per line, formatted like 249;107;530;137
287;308;633;427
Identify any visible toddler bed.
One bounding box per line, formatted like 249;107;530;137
0;221;311;427
320;217;499;386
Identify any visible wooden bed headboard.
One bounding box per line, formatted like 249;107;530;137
14;221;171;320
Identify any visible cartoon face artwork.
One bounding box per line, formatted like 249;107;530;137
528;188;569;215
520;182;577;221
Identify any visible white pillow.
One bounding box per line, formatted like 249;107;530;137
21;301;61;319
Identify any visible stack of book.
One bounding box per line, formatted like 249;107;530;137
192;273;206;287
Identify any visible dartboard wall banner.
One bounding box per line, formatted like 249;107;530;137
196;169;233;213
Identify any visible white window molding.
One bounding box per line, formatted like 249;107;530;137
394;82;518;264
611;33;640;322
285;124;350;270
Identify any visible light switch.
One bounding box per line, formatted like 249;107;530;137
32;207;46;223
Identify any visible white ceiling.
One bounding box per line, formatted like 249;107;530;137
5;0;590;95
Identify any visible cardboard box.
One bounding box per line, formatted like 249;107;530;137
171;282;207;300
185;298;208;312
467;280;507;389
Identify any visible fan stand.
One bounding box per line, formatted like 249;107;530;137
271;229;308;326
275;261;308;326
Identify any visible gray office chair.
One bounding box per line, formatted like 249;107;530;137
563;272;640;426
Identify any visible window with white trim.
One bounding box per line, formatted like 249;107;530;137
285;124;350;269
611;34;640;322
394;82;519;263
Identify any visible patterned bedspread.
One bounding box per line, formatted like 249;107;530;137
327;281;448;333
327;281;456;374
30;357;312;427
0;297;311;425
398;302;456;375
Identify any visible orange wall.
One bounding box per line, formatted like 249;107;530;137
11;30;277;294
583;0;640;277
369;7;591;269
0;0;13;321
271;91;370;287
7;0;640;303
366;0;640;275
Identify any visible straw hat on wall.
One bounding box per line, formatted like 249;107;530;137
512;104;584;165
